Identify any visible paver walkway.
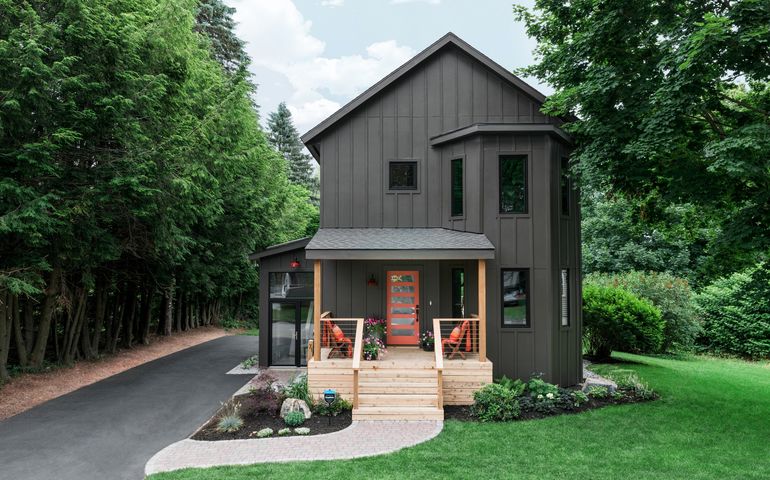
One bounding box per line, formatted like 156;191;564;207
145;420;443;475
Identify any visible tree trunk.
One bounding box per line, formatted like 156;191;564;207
138;285;155;345
159;284;173;336
0;291;11;383
121;284;137;349
29;264;62;369
12;294;28;367
90;277;107;356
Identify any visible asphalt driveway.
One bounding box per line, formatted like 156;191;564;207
0;335;256;480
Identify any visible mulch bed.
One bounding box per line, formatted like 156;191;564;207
444;390;657;422
192;393;352;441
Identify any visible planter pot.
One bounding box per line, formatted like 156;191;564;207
421;343;435;352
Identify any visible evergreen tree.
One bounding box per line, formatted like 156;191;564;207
195;0;248;75
266;102;318;204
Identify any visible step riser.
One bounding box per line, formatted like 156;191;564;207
359;395;436;407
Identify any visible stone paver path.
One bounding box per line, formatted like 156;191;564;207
145;420;443;475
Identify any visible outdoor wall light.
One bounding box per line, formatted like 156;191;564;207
367;274;378;287
290;258;301;268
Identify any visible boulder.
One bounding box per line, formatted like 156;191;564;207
582;376;617;393
280;398;312;419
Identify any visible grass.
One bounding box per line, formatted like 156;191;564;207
148;353;770;480
239;328;259;336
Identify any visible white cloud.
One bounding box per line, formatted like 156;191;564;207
228;0;415;134
390;0;440;4
321;0;344;7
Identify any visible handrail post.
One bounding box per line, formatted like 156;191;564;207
351;318;364;409
433;318;443;408
478;259;487;362
313;260;322;361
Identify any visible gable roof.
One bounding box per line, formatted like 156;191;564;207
300;32;552;148
249;237;310;261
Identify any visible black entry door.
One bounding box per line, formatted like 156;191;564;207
269;299;312;367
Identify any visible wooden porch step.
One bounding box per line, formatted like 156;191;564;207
358;393;437;407
352;406;444;421
358;369;438;378
358;383;438;394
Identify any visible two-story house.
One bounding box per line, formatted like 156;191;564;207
253;33;581;420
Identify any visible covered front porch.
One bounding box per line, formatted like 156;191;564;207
304;228;495;420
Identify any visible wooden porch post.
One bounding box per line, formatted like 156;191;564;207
313;260;321;361
478;259;487;362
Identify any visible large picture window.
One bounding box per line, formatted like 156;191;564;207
499;155;527;214
560;269;569;326
389;161;418;190
269;272;313;299
451;158;463;217
501;269;529;327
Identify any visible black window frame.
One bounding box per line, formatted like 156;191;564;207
388;160;419;191
499;154;528;214
451;157;464;217
501;268;530;328
560;269;570;327
560;157;570;217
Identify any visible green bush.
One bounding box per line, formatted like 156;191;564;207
312;397;353;416
470;383;521;422
216;415;243;433
583;284;665;358
694;262;770;359
284;410;306;427
283;373;312;404
587;271;700;352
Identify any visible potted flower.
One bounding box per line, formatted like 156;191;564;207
420;331;435;351
364;316;387;344
363;336;386;360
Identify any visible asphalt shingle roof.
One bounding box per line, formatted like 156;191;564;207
306;228;494;252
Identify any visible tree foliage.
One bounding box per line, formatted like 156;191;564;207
0;0;304;381
515;0;770;268
267;102;319;205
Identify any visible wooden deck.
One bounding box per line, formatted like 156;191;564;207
308;346;493;420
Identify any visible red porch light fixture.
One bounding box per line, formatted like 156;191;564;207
289;258;301;268
367;274;378;287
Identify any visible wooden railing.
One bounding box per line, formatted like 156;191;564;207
308;311;333;361
433;318;444;408
433;316;484;361
351;318;364;409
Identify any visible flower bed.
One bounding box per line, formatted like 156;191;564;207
192;372;352;441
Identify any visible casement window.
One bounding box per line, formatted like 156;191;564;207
561;157;570;216
501;269;529;327
269;272;313;299
560;269;570;327
388;161;418;190
451;158;463;217
499;154;528;214
451;268;465;318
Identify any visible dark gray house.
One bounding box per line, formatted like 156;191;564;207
255;33;580;413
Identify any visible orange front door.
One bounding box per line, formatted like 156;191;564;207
386;271;420;345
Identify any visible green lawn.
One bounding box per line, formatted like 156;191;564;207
149;354;770;480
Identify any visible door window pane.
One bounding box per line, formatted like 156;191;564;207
502;269;529;327
451;158;463;217
391;307;415;314
389;273;414;282
499;155;527;214
390;296;414;304
269;272;313;298
391;328;413;336
271;303;296;365
390;285;415;293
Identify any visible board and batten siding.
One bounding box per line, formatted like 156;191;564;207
310;43;581;385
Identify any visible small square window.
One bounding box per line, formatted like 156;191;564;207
389;161;418;190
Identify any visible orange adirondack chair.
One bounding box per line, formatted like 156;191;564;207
328;322;353;358
442;319;471;359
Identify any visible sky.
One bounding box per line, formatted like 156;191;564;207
225;0;549;137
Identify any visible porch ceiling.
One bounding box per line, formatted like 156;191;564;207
305;228;495;260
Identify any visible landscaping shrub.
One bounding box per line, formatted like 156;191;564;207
312;397;353;416
294;427;310;435
583;284;665;358
283;373;311;405
216;400;244;433
586;385;609;399
587;271;700;352
694;262;770;359
470;383;521;422
278;428;291;436
284;411;305;427
244;372;284;416
256;428;274;438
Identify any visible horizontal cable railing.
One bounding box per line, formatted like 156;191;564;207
319;317;361;360
433;316;482;361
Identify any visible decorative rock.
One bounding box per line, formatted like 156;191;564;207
280;398;312;419
582;377;617;393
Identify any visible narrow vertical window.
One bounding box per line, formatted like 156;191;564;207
499;155;527;214
451;268;465;318
561;157;570;216
501;269;529;327
560;269;570;326
451;158;463;217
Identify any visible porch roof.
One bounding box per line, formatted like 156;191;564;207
305;228;495;260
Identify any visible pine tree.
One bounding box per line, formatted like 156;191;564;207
195;0;248;75
266;102;318;203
